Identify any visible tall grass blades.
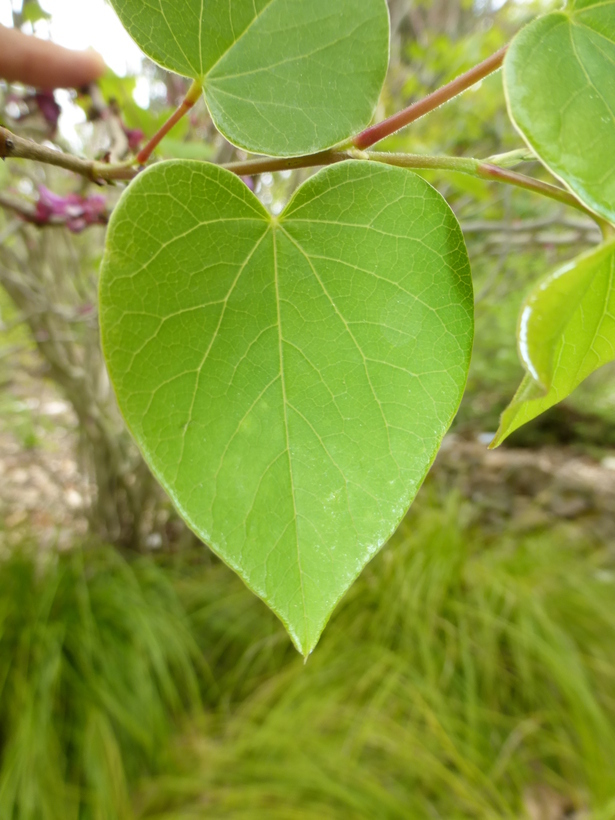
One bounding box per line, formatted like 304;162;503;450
0;546;201;820
141;498;615;819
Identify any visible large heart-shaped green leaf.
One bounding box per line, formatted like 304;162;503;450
108;0;389;157
100;160;473;654
504;0;615;224
493;240;615;447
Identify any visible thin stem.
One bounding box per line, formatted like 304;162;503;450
136;80;203;165
223;149;598;221
359;153;597;219
353;45;508;150
373;153;601;219
486;148;536;168
0;125;601;225
223;149;349;176
365;152;479;174
0;126;137;183
475;162;600;221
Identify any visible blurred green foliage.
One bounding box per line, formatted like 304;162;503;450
0;546;201;820
2;0;615;816
0;289;41;450
1;498;615;819
150;499;615;818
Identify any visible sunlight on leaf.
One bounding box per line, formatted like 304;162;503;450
493;240;615;446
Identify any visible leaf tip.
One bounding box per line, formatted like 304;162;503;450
488;432;505;450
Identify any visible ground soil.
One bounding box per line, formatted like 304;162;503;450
2;376;615;551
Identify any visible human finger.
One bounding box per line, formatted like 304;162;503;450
0;24;105;89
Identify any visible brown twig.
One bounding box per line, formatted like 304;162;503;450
223;149;350;176
0;129;602;225
0;126;137;183
353;45;508;149
475;162;600;222
136;80;203;165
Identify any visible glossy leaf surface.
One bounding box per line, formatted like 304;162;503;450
108;0;389;157
100;160;473;654
504;0;615;224
493;240;615;446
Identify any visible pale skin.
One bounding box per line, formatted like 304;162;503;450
0;23;105;88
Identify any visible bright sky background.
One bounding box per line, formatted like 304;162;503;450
1;0;149;143
1;0;144;76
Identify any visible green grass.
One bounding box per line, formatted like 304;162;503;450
139;498;615;819
2;499;615;819
0;545;202;820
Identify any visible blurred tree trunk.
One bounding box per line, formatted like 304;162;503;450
0;222;157;548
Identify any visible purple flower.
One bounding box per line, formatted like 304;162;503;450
35;186;107;233
5;90;61;135
34;92;61;133
123;126;144;151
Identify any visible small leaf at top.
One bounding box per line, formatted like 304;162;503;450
108;0;389;157
99;160;473;655
22;1;51;24
493;240;615;447
504;0;615;225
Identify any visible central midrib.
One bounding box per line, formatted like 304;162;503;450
271;225;309;645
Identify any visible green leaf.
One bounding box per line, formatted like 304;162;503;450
504;0;615;224
157;138;215;161
22;1;51;24
100;160;473;655
493;240;615;447
108;0;389;157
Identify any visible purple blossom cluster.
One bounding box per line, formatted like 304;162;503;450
35;186;107;233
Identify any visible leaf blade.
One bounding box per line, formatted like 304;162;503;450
504;0;615;224
100;160;473;654
493;240;615;447
109;0;389;156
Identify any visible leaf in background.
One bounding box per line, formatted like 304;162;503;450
493;240;615;446
158;138;215;161
22;1;51;24
504;0;615;224
100;160;473;655
108;0;389;157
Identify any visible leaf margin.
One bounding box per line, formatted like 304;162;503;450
99;158;474;655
